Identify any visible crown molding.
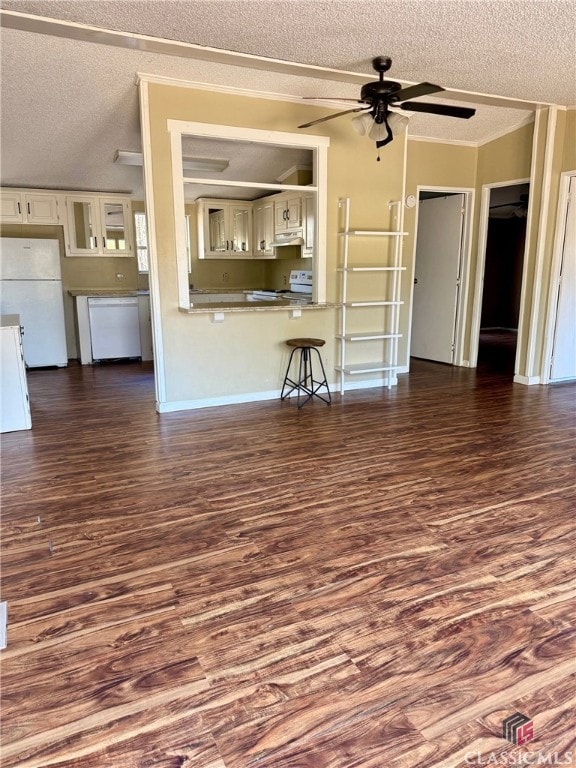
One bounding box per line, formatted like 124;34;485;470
2;9;551;110
476;114;535;146
407;135;478;148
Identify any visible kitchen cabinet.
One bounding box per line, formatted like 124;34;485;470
0;316;31;433
274;195;302;232
0;190;60;224
253;199;275;258
65;195;133;257
197;199;253;258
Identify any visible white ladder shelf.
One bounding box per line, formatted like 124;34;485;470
336;197;406;395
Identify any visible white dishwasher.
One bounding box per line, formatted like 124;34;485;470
88;296;142;361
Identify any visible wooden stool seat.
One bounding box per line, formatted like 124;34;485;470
286;338;326;348
281;338;331;408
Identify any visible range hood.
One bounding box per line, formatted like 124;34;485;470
270;231;305;247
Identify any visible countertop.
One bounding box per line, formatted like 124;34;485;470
181;301;337;314
68;289;150;297
1;314;21;328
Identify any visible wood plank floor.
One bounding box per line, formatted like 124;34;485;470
1;358;575;768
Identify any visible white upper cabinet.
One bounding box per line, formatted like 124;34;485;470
253;199;275;258
0;190;60;224
197;199;253;258
65;196;133;256
274;195;302;232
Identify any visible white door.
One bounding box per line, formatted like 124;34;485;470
411;194;465;363
550;176;576;381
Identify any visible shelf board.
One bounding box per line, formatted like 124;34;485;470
336;332;402;341
338;230;408;237
344;300;403;307
335;362;397;374
338;266;407;272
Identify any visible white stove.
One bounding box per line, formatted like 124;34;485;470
251;270;313;301
288;270;313;295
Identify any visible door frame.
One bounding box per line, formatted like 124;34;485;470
541;170;576;383
409;186;475;366
469;177;530;369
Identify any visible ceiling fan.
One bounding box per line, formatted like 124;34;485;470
298;57;476;159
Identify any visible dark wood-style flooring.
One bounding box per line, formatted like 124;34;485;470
1;356;575;768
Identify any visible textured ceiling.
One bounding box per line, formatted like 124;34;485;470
1;1;574;197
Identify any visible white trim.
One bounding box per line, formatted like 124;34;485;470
541;171;576;383
516;110;545;381
526;107;558;377
513;374;541;385
408;114;535;149
454;189;476;366
167;118;330;148
0;601;6;650
169;130;190;309
155;375;403;412
167;119;329;307
156;389;282;412
138;79;167;406
476;115;535;146
407;136;477;148
469;177;531;369
182;177;317;193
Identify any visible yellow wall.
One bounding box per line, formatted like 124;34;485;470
144;82;406;404
404;140;478;364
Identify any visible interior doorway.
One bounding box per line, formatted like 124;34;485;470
410;189;473;366
473;181;530;374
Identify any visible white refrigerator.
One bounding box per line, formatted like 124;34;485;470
0;238;67;367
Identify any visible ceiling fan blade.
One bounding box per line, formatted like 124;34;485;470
393;82;445;102
399;101;476;119
298;106;370;129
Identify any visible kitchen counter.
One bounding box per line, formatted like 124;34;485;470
68;289;149;296
181;300;336;314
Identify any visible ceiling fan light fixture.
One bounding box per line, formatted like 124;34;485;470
351;112;373;136
387;112;410;135
367;119;389;143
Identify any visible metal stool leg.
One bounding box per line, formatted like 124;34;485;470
281;347;299;400
310;346;331;405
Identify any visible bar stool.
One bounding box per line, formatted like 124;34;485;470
281;338;331;408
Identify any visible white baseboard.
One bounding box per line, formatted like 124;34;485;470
156;389;282;412
513;374;541;385
156;374;402;412
0;602;7;650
